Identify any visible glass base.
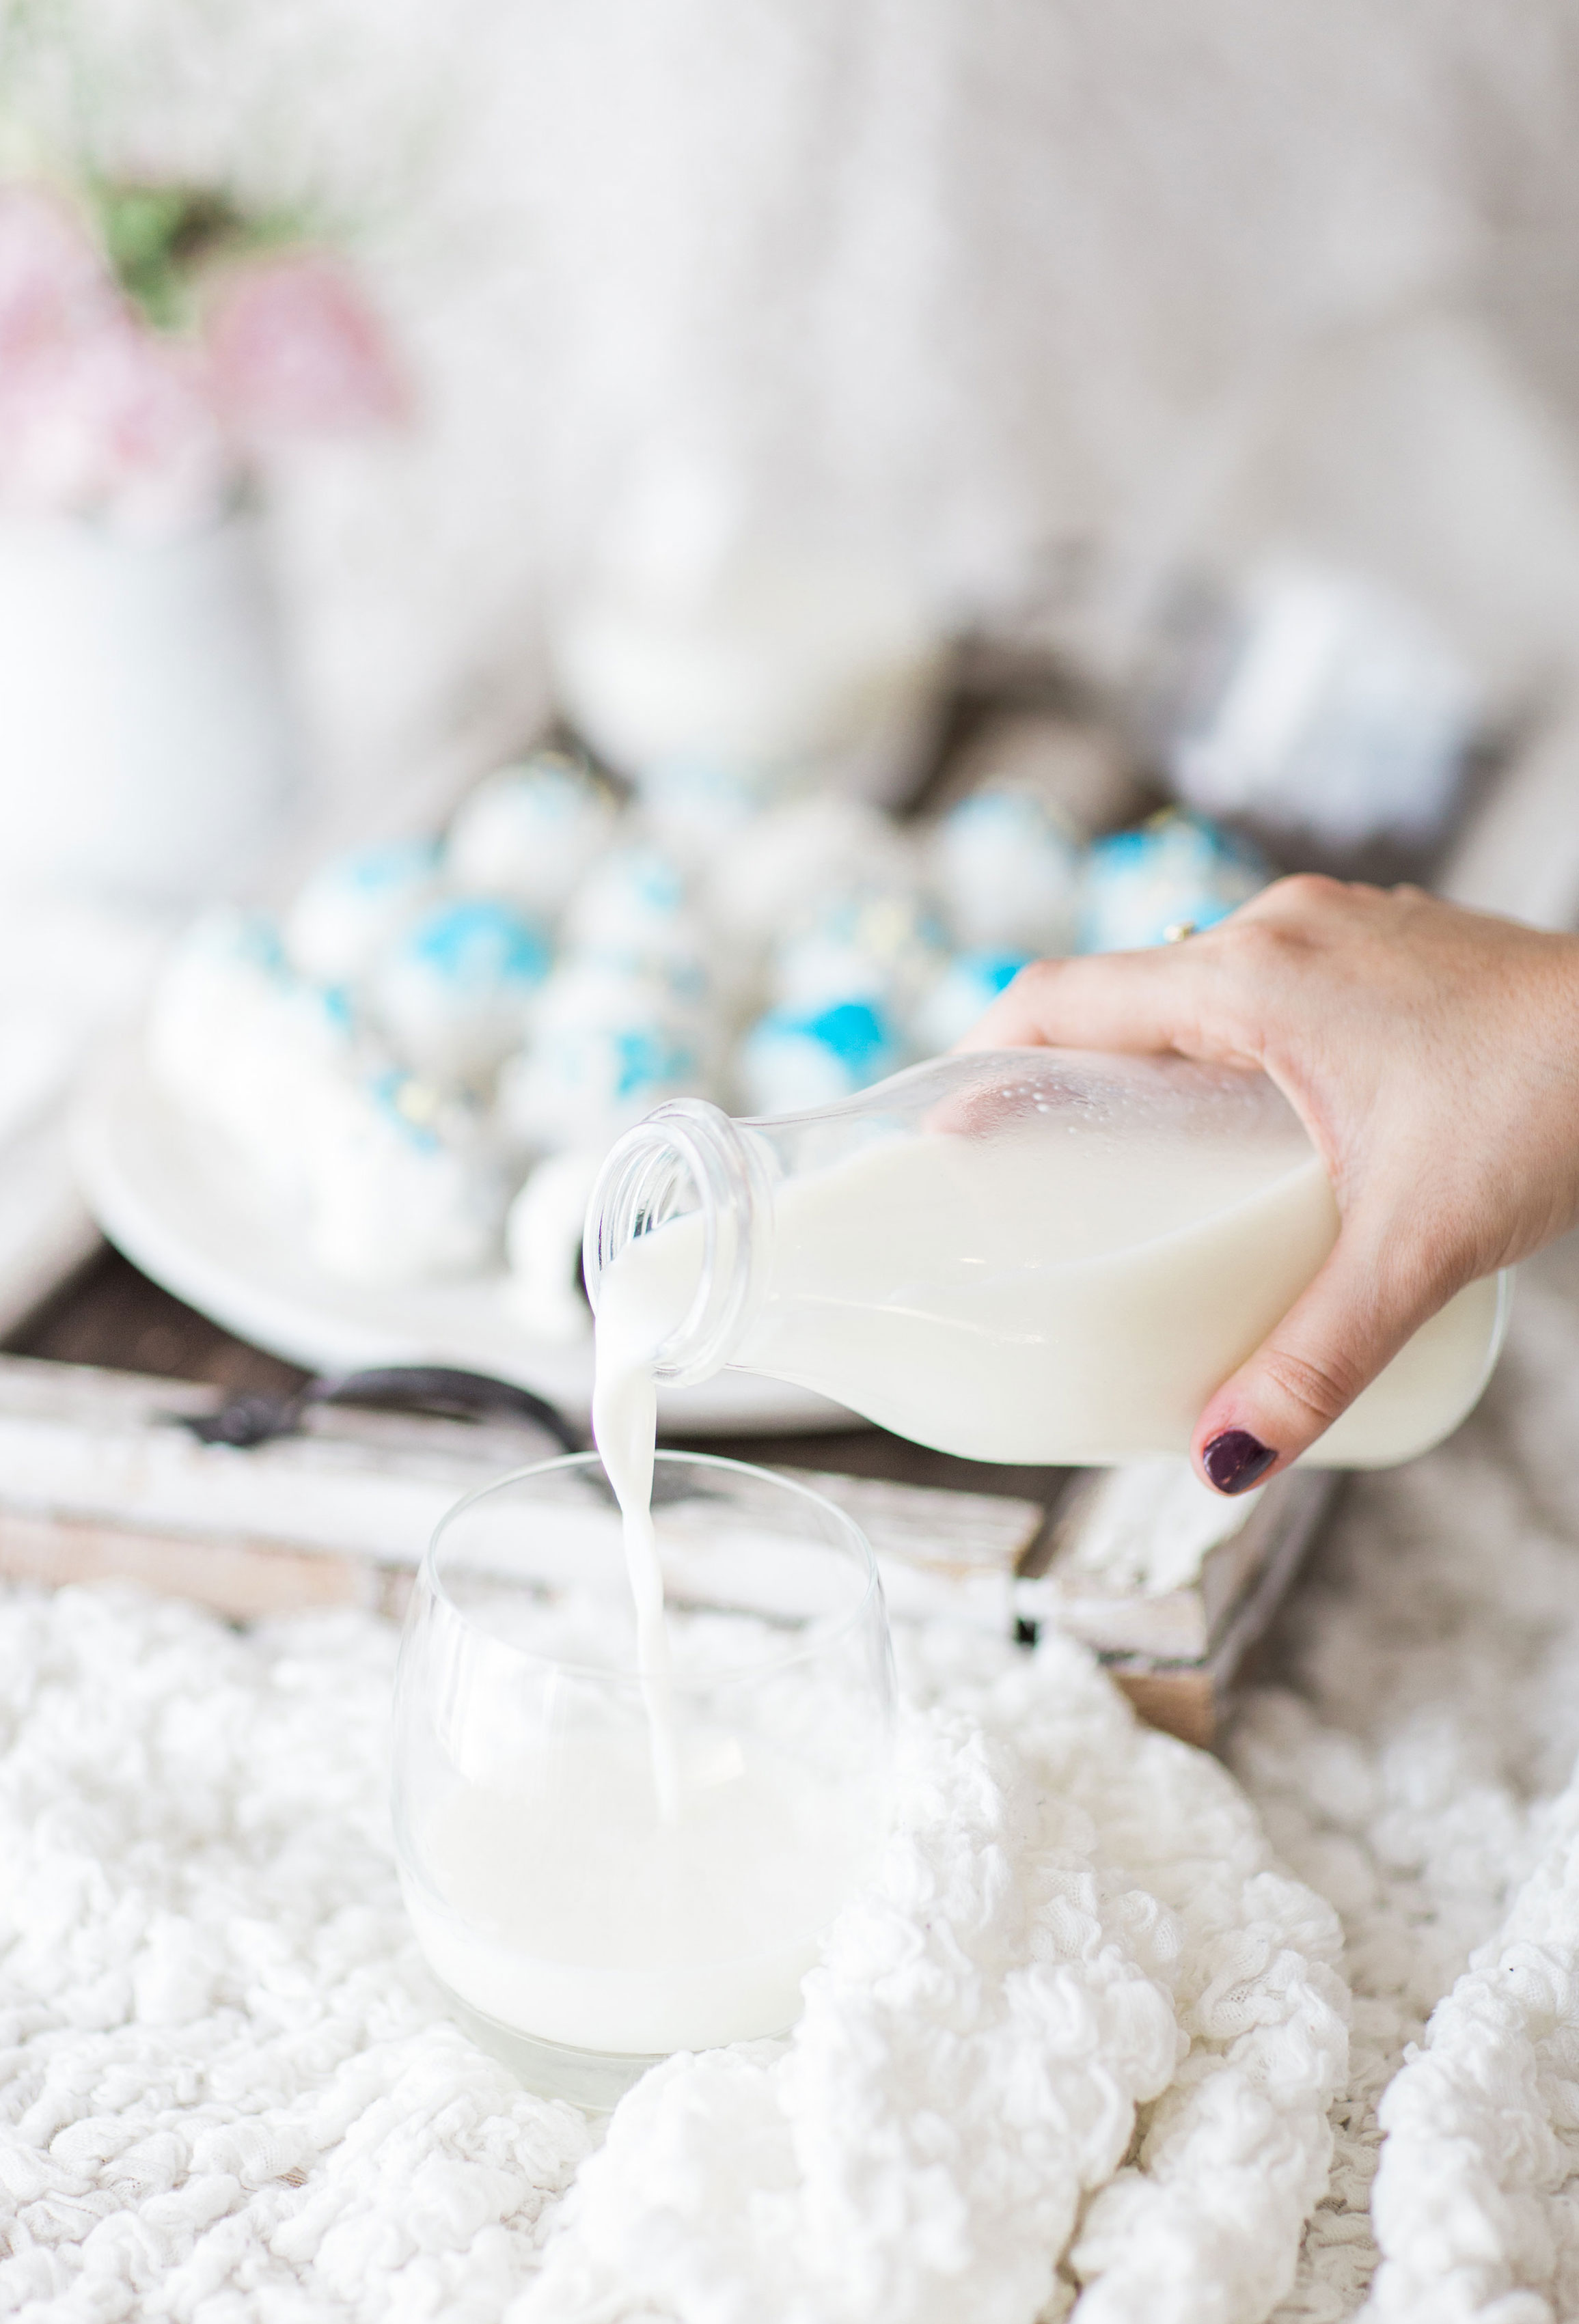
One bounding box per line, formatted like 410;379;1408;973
435;1980;672;2112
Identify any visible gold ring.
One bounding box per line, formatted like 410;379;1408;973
1163;919;1198;944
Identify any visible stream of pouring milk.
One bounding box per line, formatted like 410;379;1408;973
590;1291;683;1824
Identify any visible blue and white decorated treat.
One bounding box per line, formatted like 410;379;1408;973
636;757;786;861
562;843;698;954
931;786;1082;954
371;896;552;1083
911;950;1032;1054
445;749;618;919
149;911;363;1203
148;909;289;1118
704;794;911;954
560;922;716;1034
305;1068;503;1285
770;883;948;1019
238;980;364;1203
283;838;441;986
497;974;705;1152
736;995;900;1115
1078;809;1268;954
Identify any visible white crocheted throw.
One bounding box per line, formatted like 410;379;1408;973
7;1241;1579;2323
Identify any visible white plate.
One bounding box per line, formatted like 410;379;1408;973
72;1040;854;1439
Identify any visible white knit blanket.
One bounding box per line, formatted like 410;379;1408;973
6;1247;1579;2323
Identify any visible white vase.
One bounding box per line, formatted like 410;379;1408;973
0;511;303;907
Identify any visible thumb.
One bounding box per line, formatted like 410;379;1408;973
1193;1218;1436;1494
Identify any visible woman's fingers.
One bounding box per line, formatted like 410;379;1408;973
1193;1218;1439;1491
959;948;1218;1061
959;876;1364;1069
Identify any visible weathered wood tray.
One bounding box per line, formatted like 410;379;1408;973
0;1340;1330;1746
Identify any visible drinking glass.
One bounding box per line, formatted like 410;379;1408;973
392;1450;896;2109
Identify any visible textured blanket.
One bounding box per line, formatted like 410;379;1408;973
5;1240;1579;2323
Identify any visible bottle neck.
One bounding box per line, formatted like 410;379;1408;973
582;1098;771;1385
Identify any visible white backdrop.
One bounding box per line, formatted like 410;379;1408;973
11;0;1579;820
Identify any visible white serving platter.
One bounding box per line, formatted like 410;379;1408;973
72;1039;852;1440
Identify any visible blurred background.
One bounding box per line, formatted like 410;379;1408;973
6;0;1579;816
7;0;1579;1393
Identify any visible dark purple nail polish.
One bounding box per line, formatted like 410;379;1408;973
1203;1429;1276;1495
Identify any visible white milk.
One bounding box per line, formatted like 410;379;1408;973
406;1718;873;2054
590;1302;683;1822
594;1122;1505;1468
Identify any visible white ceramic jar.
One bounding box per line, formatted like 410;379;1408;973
0;511;302;906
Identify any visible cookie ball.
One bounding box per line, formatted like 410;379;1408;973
736;995;900;1115
562;844;700;956
149;910;361;1204
445;749;618;919
770;885;948;1020
1078;809;1267;954
931;786;1082;954
283;838;440;986
305;1068;502;1284
497;971;706;1153
704;795;912;954
372;896;552;1083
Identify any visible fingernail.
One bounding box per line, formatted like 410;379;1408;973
1202;1429;1277;1495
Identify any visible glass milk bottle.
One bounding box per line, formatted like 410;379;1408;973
583;1047;1510;1468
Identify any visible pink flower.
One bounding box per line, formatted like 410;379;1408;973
206;253;407;443
0;186;403;534
1;318;232;534
0;185;232;534
0;185;120;377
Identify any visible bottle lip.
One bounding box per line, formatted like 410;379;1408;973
582;1097;769;1385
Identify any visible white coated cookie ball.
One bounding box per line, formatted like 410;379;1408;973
737;995;900;1115
1077;810;1267;954
149;911;363;1204
282;838;441;985
148;909;290;1118
635;758;790;863
238;980;366;1205
562;844;696;954
770;885;948;1018
372;896;552;1083
931;786;1082;954
305;1068;502;1285
560;926;715;1032
497;997;706;1154
704;794;912;953
446;750;619;919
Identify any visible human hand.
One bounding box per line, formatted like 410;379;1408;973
959;876;1579;1492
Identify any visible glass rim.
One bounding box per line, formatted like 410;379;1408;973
421;1446;884;1684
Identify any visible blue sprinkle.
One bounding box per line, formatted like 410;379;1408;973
338;838;441;893
802;998;894;1073
404;898;551;988
627;855;686;913
969;951;1030;998
233;914;287;973
612;1027;695;1101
